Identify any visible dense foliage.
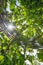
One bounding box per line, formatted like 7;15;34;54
0;0;43;65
